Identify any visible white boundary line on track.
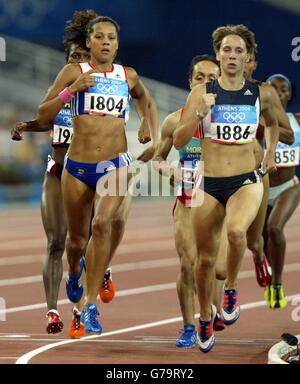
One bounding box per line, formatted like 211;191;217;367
1;263;300;315
15;293;300;364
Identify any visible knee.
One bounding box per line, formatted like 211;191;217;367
91;215;111;237
111;217;125;233
198;256;215;271
227;228;245;245
267;224;282;240
47;237;65;258
179;258;195;282
66;236;86;256
216;268;227;281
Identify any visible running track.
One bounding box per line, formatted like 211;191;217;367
0;198;299;364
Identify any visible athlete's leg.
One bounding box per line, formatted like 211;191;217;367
191;189;225;321
266;184;300;285
225;183;264;289
61;168;94;281
247;174;269;263
214;219;227;312
246;174;271;287
173;200;196;326
109;192;132;263
85;167;132;305
41;171;67;311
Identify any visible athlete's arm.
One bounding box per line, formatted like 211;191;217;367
295;113;300;125
260;86;279;173
11;120;53;141
126;67;151;144
133;82;159;161
153;112;177;170
174;84;215;149
153;111;182;185
268;84;294;144
36;64;95;125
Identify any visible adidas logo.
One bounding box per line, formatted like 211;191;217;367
243;178;252;185
106;164;116;172
244;89;253;95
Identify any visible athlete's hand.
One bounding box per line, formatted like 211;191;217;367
68;69;97;94
11;122;27;141
137;144;157;162
200;93;217;117
169;167;182;187
138;117;151;144
261;149;276;175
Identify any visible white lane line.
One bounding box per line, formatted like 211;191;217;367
15;293;300;364
1;262;300;313
0;283;176;315
1;258;300;288
0;238;174;256
0;257;178;287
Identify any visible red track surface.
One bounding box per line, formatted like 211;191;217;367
0;198;299;364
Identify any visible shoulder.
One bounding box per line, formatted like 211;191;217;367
123;66;138;80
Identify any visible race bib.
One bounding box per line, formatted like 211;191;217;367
275;147;300;167
52;125;73;145
84;76;128;117
210;105;258;144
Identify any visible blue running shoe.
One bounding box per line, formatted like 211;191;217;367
66;257;85;303
175;323;197;348
80;304;102;334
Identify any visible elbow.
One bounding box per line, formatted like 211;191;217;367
36;105;50;126
279;132;294;145
173;132;183;150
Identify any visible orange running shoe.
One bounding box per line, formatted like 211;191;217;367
99;268;115;303
46;309;63;334
69;308;84;339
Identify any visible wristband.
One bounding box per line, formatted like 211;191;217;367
58;87;75;104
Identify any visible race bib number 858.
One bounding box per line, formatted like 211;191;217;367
275;147;300;167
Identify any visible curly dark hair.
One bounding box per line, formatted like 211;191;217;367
212;24;257;54
63;9;98;59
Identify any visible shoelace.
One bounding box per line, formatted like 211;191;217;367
224;292;237;310
73;315;81;331
102;273;110;291
199;322;212;340
274;286;281;302
84;307;99;328
178;328;194;340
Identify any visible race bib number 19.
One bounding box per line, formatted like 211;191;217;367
53;126;73;145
